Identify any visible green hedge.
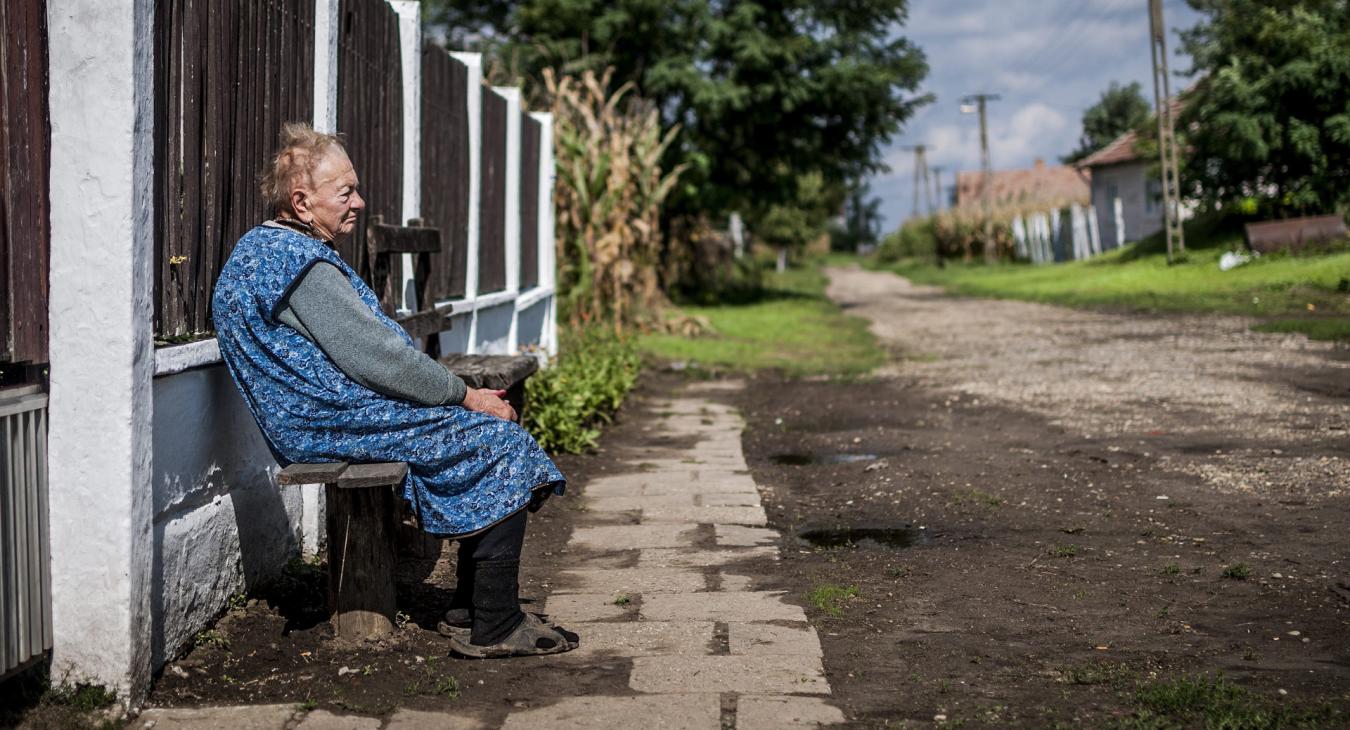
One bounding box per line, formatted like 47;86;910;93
524;325;641;453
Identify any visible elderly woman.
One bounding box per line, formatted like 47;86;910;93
212;122;577;658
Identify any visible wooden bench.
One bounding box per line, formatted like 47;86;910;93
276;461;407;639
274;217;541;639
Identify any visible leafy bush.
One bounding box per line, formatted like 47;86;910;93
876;216;938;263
524;325;640;453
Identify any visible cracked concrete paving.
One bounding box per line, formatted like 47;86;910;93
130;381;842;729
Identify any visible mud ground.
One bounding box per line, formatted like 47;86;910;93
137;267;1350;727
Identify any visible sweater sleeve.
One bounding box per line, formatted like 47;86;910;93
277;262;467;407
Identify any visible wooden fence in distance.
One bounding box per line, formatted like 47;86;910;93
153;0;315;339
0;0;50;366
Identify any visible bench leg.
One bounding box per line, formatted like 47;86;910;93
326;483;398;639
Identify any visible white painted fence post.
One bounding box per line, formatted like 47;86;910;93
1087;205;1102;256
495;87;522;353
390;0;421;312
531;111;558;358
313;0;340;133
451;53;483;354
47;0;156;705
1113;196;1126;249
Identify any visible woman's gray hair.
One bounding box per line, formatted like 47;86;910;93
259;122;346;215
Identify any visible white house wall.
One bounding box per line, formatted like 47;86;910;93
1090;160;1163;247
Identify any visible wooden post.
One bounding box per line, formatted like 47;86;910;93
325;483;398;639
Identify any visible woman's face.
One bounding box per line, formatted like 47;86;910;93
293;148;365;240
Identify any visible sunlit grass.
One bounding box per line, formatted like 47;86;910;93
871;219;1350;341
640;264;885;377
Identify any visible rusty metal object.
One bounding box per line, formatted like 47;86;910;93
1244;215;1347;254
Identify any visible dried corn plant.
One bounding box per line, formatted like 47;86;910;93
544;67;687;332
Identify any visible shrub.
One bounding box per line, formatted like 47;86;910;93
524;325;640;453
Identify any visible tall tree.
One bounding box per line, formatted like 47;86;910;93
1062;81;1151;164
422;0;930;223
1179;0;1350;215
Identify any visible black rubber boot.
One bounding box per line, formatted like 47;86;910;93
469;558;526;646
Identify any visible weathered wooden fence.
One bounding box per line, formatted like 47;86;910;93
420;47;470;303
519;114;541;291
151;1;555;362
1012;204;1102;265
0;0;50;367
153;0;315;339
336;0;403;303
478;89;508;295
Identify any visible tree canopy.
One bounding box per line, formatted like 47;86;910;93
1062;81;1151;164
1179;0;1350;215
422;0;930;224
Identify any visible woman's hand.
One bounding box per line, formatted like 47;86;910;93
462;387;517;422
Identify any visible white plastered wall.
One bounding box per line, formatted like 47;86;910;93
46;0;156;705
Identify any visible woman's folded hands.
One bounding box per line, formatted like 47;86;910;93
461;387;517;422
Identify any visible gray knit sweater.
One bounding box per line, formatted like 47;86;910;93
276;261;467;406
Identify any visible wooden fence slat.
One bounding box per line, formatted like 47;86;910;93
478;89;507;294
519;113;541;291
419;48;469;302
0;0;52;365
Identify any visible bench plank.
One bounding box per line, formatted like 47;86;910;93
440;354;538;390
338;462;409;489
367;217;443;254
277;462;348;485
395;303;455;341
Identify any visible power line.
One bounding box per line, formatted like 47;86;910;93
961;93;1001;262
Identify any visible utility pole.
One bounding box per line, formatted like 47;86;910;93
931;166;945;213
962;93;1000;262
902;144;932;220
1149;0;1185;262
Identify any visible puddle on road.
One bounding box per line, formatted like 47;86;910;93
771;452;880;466
797;525;924;550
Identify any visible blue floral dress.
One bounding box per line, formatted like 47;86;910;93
212;224;565;536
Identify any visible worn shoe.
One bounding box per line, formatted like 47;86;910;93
448;613;579;659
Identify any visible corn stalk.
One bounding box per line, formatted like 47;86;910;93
545;67;687;332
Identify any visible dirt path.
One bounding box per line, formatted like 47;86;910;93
826;266;1349;499
720;266;1350;726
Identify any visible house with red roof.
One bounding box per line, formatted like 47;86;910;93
1077;128;1163;249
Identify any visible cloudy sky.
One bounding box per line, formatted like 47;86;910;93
869;0;1202;232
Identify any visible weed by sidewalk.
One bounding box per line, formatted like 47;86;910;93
871;215;1350;342
806;584;859;617
641;263;885;377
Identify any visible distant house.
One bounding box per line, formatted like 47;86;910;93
1077;129;1163;249
954;158;1090;210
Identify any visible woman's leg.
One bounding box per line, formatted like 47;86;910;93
457;509;529;646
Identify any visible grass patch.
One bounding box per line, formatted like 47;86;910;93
641;263;885;377
806;584;859;617
1122;673;1343;729
1222;563;1252;580
1048;544;1079;558
1252;318;1350;342
870;216;1350;341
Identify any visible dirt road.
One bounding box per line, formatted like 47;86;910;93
727;267;1350;726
